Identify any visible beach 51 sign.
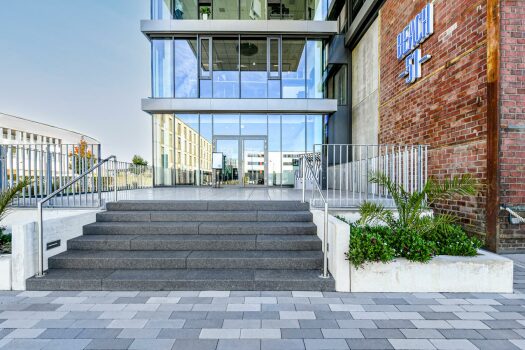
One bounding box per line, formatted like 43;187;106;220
397;3;434;84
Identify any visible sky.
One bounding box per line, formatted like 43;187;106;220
0;1;151;163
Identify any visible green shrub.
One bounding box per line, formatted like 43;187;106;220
0;227;11;254
393;228;436;263
345;225;395;268
425;224;482;256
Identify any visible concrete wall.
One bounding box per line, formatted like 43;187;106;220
351;18;379;145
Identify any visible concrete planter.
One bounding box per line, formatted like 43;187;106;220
0;254;12;290
312;210;514;293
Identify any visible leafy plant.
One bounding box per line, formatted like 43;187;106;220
345;224;395;268
200;6;211;15
424;223;483;256
359;172;477;236
132;155;148;166
0;179;31;254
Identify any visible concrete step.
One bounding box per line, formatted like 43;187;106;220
48;250;323;270
26;268;335;291
83;222;317;236
106;200;310;212
68;234;322;251
96;210;313;223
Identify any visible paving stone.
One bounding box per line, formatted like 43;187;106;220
388;339;435;349
240;329;281;339
294;304;331;311
400;328;444;339
70;319;112;328
261;319;300;329
281;328;323;339
321;328;363;338
243;312;279;320
183;319;222;329
107;319;147;329
1;339;50;350
172;339;218;350
429;339;478;350
86;338;133;349
313;311;352;320
304;339;349;349
6;329;45;339
158;328;201;339
477;329;523;340
129;339;175;350
76;328;122;339
216;339;261;350
280;311;316;320
470;339;522;350
420;312;459;320
37;328;83;339
411;320;452;329
200;328;241;339
41;339;91;350
374;320;415;329
346;338;394;349
207;311;243;319
360;329;405;339
263;304;296;311
261;339;305;350
117;328;160;339
170;311;208;320
223;319;261;329
299;320;339;328
438;329;484;339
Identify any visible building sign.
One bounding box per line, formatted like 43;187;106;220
397;3;434;84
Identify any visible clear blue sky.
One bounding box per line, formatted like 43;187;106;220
0;1;151;163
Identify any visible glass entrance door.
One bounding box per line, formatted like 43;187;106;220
215;139;240;185
242;139;267;186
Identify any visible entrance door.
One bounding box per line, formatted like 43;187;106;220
242;139;267;186
215;139;240;185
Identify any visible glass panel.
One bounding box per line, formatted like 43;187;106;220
175;39;198;98
200;114;213;185
213;114;240;135
306;115;323;153
281;115;305;186
243;139;265;186
268;115;281;186
152;0;172;19
153;114;174;186
282;0;305;19
216;139;240;185
241;38;267;98
306;40;323;98
267;0;281;19
152;39;174;98
241;115;267;135
200;38;211;78
240;0;267;19
200;80;212;97
335;65;347;105
268;80;281;98
174;0;199;19
268;38;280;78
175;114;199;185
213;38;240;98
307;0;326;20
213;0;238;19
282;39;306;98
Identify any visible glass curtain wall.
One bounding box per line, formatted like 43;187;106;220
152;114;324;187
152;0;326;19
152;36;324;99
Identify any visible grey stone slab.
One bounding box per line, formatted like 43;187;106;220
86;338;133;349
419;312;459;320
170;311;208;320
114;297;150;304
400;328;444;339
313;311;352;320
337;320;377;329
360;329;405;339
132;234;257;251
262;304;296;312
70;319;112;328
345;338;394;349
129;339;175;350
372;298;408;305
184;319;223;328
172;339;218;350
198;221;316;235
299;320;339;328
484;320;524;329
77;328;122;339
295;304;331;312
304;339;349;349
470;339;521;350
158;328;201;339
243;312;279;320
477;329;523;340
281;329;323;339
321;328;363;339
374;320;415;329
117;328;160;339
438;329;484;339
145;319;185;329
23;304;61;312
41;339;91;350
62;311;103;320
216;339;261;350
262;339;305;350
37;328;83;339
84;221;200;235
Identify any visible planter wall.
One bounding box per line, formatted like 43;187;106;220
0;254;12;290
311;210;514;293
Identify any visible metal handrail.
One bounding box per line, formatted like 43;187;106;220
302;154;329;279
35;155;118;277
501;205;525;224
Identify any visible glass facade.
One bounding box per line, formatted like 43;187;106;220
153;114;324;186
152;0;327;20
152;36;324;99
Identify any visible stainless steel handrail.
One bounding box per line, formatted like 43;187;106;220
302;154;329;279
501;205;525;224
35;155;117;278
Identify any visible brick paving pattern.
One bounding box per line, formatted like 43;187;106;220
0;264;524;349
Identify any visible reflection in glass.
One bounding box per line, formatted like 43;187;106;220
243;139;266;185
306;40;323;99
199;115;213;185
213;0;238;19
335;65;347;105
152;39;174;98
241;38;267;98
153;114;174;186
213;114;240;135
306;115;323;153
213;38;240;98
240;0;267;19
281;115;305;186
268;115;281;186
307;0;327;20
152;0;171;19
175;39;198;98
267;0;281;19
174;0;198;19
241;115;267;135
216;139;240;185
175;115;199;185
282;39;306;98
282;0;305;19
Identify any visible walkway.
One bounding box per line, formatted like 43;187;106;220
0;258;524;350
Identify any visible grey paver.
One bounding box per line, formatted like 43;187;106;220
129;339;175;350
216;339;261;350
388;338;435;349
85;338;134;349
346;338;394;349
172;339;218;350
261;339;305;350
470;339;522;350
304;339;349;349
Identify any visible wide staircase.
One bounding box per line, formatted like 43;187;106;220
27;200;335;291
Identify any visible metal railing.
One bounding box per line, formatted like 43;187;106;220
0;143;153;207
501;205;525;224
301;154;329;279
301;144;428;208
36;155;119;277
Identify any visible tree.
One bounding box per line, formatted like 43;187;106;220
132;155;148;166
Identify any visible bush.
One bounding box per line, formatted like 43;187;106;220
0;227;11;254
345;225;395;268
425;224;482;256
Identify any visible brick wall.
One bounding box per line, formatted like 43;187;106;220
378;0;489;239
498;0;525;252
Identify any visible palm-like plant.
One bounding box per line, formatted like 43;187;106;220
358;172;477;236
0;179;32;253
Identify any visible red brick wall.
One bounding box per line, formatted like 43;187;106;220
378;0;489;238
498;0;525;251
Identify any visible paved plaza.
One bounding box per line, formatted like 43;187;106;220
0;259;523;350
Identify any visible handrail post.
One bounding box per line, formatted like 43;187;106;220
36;202;45;277
113;159;118;202
321;202;329;279
97;145;102;206
302;155;306;203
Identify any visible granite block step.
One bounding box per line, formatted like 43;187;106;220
96;210;313;223
83;221;317;235
48;250;322;270
106;200;310;212
68;234;322;251
26;269;335;291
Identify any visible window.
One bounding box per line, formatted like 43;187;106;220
240;0;267;19
241;38;267;98
173;0;198;19
282;39;306;98
212;38;240;98
152;0;171;19
306;40;323;98
152;39;174;98
334;65;347;105
175;39;198;98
